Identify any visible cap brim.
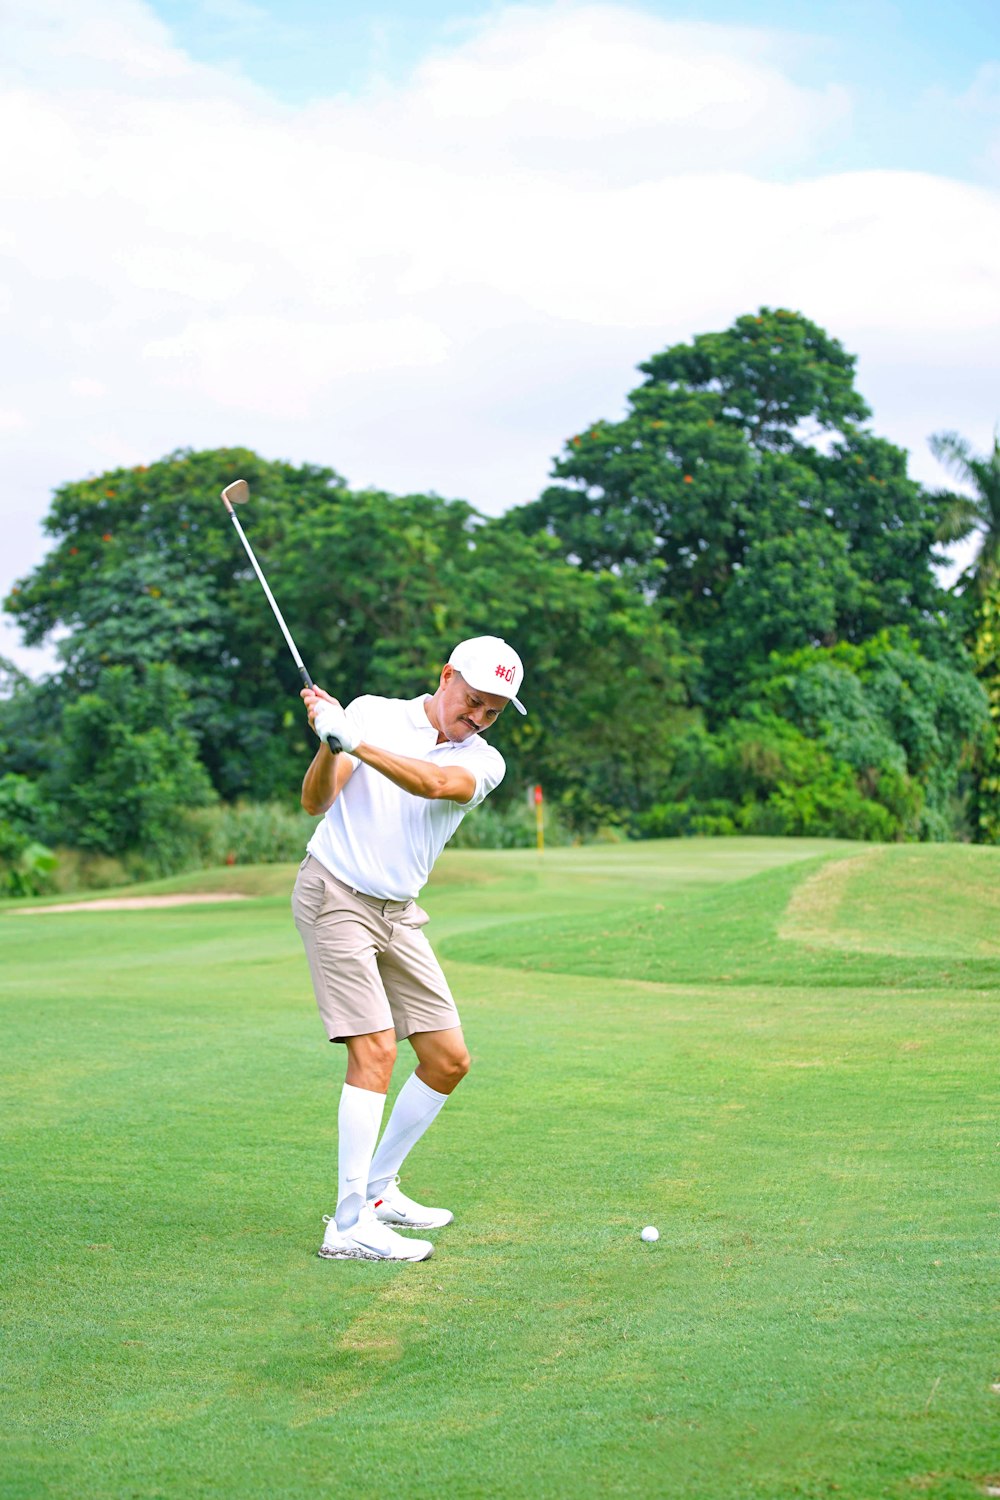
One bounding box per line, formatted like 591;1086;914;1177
511;696;526;715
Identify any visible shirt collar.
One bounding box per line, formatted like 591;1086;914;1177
408;694;438;731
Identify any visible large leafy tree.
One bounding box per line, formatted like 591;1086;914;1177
510;308;956;706
5;447;350;799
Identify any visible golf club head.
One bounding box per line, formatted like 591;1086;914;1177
221;479;250;512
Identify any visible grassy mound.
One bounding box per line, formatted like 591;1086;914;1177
438;841;1000;991
779;844;1000;958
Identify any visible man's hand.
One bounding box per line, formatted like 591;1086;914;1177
301;687;356;754
313;701;357;754
300;684;337;721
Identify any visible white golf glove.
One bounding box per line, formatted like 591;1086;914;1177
313;702;358;754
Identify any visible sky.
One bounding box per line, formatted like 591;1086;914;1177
2;0;1000;678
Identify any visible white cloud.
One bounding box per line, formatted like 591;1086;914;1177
376;5;850;177
1;0;999;677
144;313;451;417
113;245;256;301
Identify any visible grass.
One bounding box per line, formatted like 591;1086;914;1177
2;837;999;1499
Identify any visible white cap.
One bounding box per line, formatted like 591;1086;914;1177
449;636;526;714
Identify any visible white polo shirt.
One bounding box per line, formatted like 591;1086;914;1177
306;693;506;900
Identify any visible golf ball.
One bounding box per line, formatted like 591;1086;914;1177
640;1225;659;1242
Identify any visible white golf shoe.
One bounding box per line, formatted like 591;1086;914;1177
370;1176;454;1230
318;1203;433;1262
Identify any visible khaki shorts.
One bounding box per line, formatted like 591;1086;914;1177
291;854;461;1043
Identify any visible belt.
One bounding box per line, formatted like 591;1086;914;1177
328;870;416;915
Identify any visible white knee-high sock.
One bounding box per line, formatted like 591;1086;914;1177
336;1084;386;1231
368;1072;449;1198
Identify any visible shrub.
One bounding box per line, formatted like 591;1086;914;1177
639;717;913;843
180;800;319;868
55;664;216;870
0;774;58;896
49;848;133;893
636;800;737;838
2;841;58;898
448;796;572;850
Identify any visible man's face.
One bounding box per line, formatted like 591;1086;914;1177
435;665;508;741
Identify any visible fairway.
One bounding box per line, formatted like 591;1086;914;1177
3;838;999;1499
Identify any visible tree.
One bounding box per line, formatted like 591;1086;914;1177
509;309;957;707
4;447;351;801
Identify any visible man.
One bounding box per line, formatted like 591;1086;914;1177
293;635;526;1263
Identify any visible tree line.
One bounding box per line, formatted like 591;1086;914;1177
2;308;997;890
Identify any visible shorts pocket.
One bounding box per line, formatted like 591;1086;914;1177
292;862;329;925
399;902;430;930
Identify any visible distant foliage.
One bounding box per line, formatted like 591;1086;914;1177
54;664;216;872
448;797;572;850
182;800;319;868
0;773;58;895
1;310;993;874
639;633;988;843
968;582;1000;842
3;447;693;833
639;718;903;843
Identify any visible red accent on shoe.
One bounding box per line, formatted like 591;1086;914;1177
374;1199;383;1208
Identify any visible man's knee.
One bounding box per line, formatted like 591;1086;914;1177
429;1044;470;1091
346;1030;397;1091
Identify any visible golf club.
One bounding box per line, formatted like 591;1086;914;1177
220;479;342;754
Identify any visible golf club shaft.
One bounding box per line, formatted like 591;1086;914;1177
226;508;340;754
227;510;312;685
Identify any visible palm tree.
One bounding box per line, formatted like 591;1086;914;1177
929;429;1000;597
930;430;1000;842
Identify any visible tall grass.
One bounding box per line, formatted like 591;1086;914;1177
44;796;572;892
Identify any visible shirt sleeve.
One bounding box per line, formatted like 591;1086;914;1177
463;743;506;809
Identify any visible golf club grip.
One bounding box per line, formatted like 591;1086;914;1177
299;667;340;754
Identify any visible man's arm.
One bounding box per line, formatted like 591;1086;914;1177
301;741;357;816
300;685;477;808
300;686;357;815
353;741;476;805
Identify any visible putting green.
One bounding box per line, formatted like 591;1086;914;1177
2;838;998;1499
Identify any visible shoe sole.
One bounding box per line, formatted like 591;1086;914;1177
317;1243;433;1262
373;1214;454;1230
